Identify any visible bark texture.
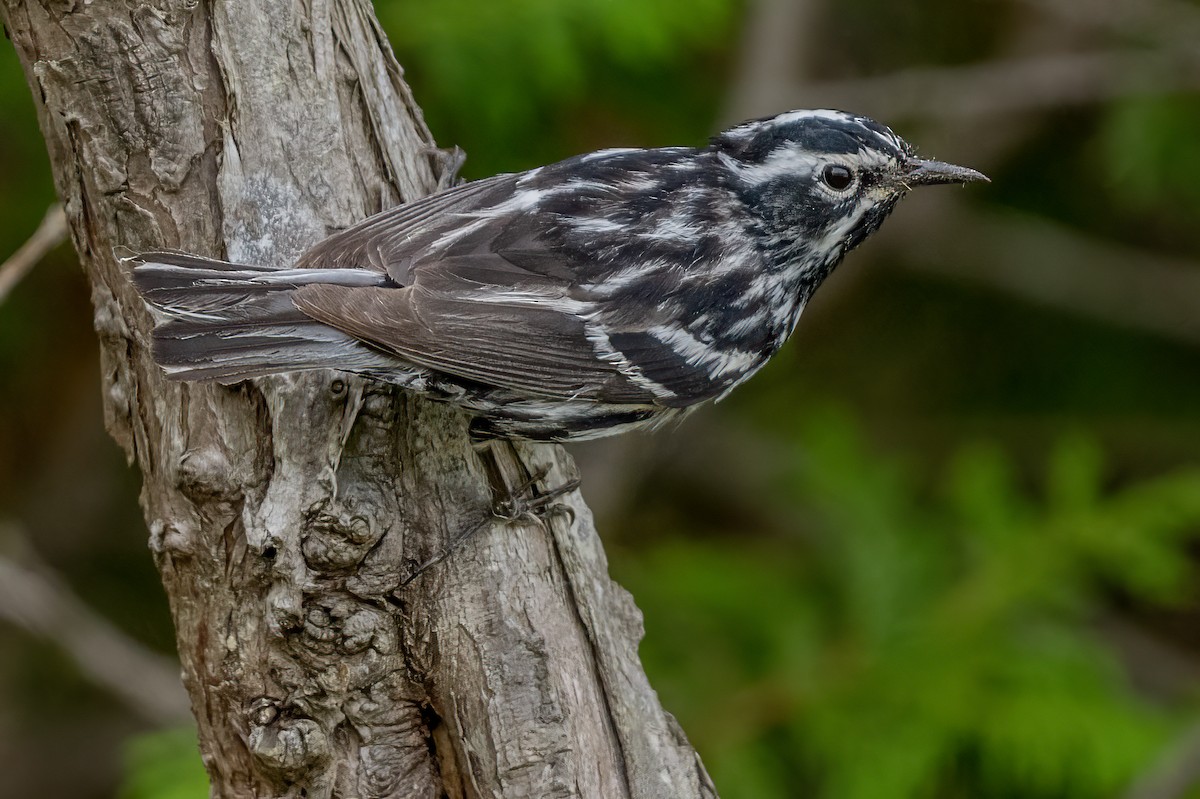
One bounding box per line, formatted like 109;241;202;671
0;2;716;796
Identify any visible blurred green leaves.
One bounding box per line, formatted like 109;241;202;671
618;409;1200;799
1102;95;1200;218
118;728;209;799
377;0;737;175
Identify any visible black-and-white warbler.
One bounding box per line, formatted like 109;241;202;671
129;109;986;441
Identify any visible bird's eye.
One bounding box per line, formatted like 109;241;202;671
821;164;854;191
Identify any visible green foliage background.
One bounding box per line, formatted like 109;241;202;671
2;1;1199;797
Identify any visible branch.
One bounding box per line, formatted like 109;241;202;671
0;204;66;306
721;0;1200;132
884;199;1200;349
722;1;1200;125
0;522;189;725
790;49;1200;122
1022;0;1200;52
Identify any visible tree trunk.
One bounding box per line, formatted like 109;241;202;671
0;2;716;796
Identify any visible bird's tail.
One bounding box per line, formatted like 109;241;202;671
125;251;396;382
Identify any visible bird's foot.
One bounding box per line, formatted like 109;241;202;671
491;466;581;526
427;145;467;190
397;467;580;589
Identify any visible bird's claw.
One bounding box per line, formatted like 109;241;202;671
492;467;580;526
397;467;580;589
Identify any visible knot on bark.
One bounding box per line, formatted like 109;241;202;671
302;502;383;573
247;699;329;778
177;446;243;503
293;595;397;661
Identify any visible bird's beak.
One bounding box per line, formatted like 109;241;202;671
902;158;989;187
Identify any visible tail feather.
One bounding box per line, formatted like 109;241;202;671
124;251;401;382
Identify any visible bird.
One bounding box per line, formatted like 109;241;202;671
127;109;987;442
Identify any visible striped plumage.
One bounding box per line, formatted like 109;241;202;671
128;109;986;441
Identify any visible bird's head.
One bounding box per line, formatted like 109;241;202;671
712;109;987;273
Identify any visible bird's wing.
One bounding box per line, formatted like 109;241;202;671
294;173;521;277
291;166;729;407
293;280;662;404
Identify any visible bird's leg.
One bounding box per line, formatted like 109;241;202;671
481;439;580;526
397;440;580;588
491;466;581;526
397;515;490;589
426;145;467;190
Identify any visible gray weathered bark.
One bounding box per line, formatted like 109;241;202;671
0;2;716;796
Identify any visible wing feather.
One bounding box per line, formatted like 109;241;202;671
294;174;520;277
288;157;733;408
293;282;657;404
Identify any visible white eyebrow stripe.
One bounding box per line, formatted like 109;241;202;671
719;149;820;186
721;143;899;190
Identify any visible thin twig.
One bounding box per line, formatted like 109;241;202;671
0;204;68;306
0;522;189;725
